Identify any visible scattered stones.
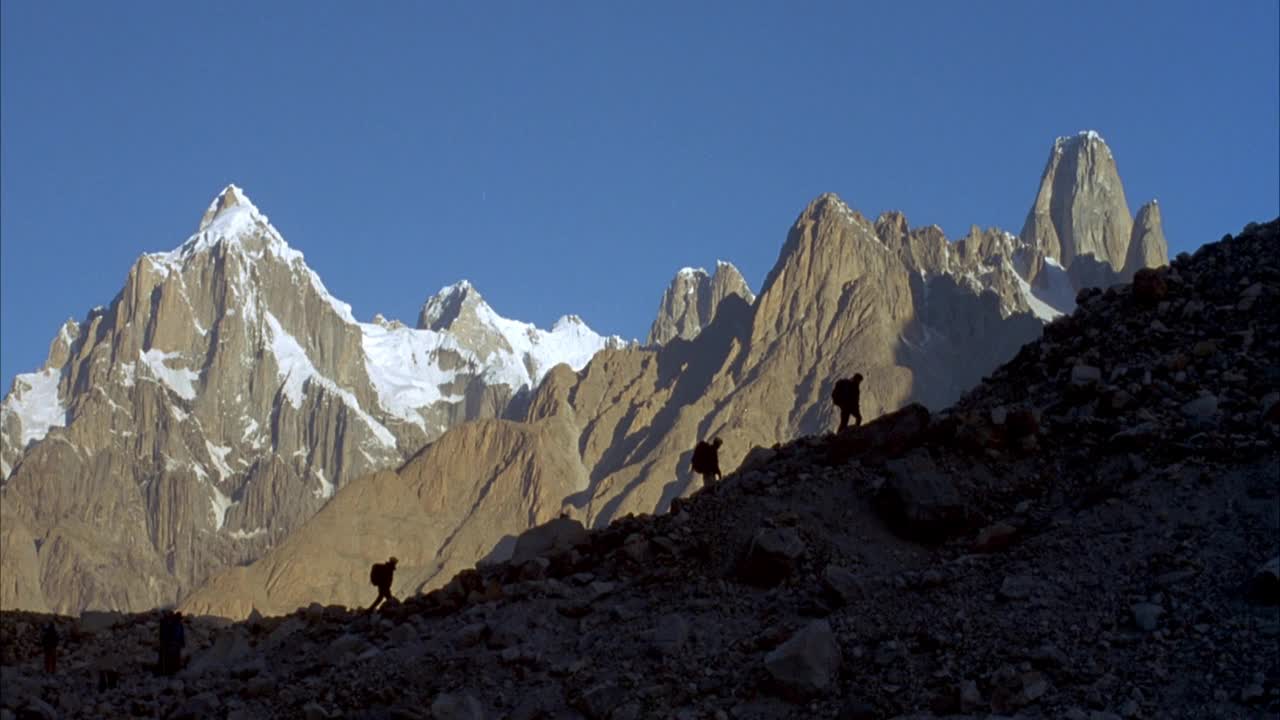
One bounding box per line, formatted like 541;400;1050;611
1072;365;1103;385
878;454;968;542
1180;394;1219;420
1132;268;1168;305
652;613;690;656
999;574;1037;601
431;693;486;720
1249;556;1280;605
738;526;805;586
763;620;842;697
1131;603;1163;631
972;522;1018;553
821;564;864;606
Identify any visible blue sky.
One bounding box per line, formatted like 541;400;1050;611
3;1;1277;389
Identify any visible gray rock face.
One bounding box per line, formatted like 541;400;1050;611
738;527;805;587
1020;131;1134;272
764;620;842;696
878;454;968;543
1122;200;1168;281
647;261;755;346
1019;131;1166;290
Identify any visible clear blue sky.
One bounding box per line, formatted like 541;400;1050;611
3;1;1277;390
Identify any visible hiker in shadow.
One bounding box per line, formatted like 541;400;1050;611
369;557;398;611
157;610;185;676
832;373;864;432
691;438;723;484
40;622;59;674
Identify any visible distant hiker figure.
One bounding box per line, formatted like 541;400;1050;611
691;438;723;484
40;622;59;674
157;611;185;676
832;373;864;432
369;556;398;611
95;650;122;691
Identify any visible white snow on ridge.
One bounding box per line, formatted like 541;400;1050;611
1013;271;1064;322
312;467;334;500
468;297;622;389
0;368;67;449
206;441;234;482
147;185;357;325
264;312;398;449
1031;257;1078;316
139;349;200;401
208;480;236;531
359;322;465;428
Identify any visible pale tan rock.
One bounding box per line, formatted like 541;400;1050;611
1122;200;1168;281
647;261;755;346
1020;131;1133;273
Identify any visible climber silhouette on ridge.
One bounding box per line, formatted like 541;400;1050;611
368;556;398;611
832;373;864;432
691;437;723;484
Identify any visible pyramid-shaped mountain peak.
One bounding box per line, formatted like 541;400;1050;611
198;183;262;233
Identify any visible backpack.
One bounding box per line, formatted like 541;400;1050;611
690;442;715;475
832;378;860;408
369;563;384;586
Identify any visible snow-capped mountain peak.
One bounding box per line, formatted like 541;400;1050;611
199;184;260;231
417;279;488;331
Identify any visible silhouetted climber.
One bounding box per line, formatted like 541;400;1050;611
831;373;864;432
157;610;185;676
369;556;398;611
40;622;59;674
95;650;121;691
691;438;723;484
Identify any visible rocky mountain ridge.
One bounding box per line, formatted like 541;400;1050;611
172;133;1173;620
646;262;756;346
2;218;1274;720
0;186;626;614
2;132;1170;617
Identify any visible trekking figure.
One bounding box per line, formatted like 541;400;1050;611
40;622;59;674
157;611;185;676
95;650;122;691
369;556;398;611
831;373;864;432
691;438;723;484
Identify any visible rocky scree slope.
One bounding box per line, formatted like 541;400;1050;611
2;220;1274;720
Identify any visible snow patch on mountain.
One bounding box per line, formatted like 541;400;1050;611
312;467;334;500
1030;257;1077;315
264;313;397;449
0;368;67;450
207;481;236;531
469;298;621;389
359;322;466;428
139;349;199;401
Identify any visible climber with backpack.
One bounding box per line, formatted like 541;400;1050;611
691;437;723;484
368;556;398;611
831;373;864;432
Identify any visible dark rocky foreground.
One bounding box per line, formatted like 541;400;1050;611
3;220;1278;719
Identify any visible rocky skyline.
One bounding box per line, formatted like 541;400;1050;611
0;132;1171;617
